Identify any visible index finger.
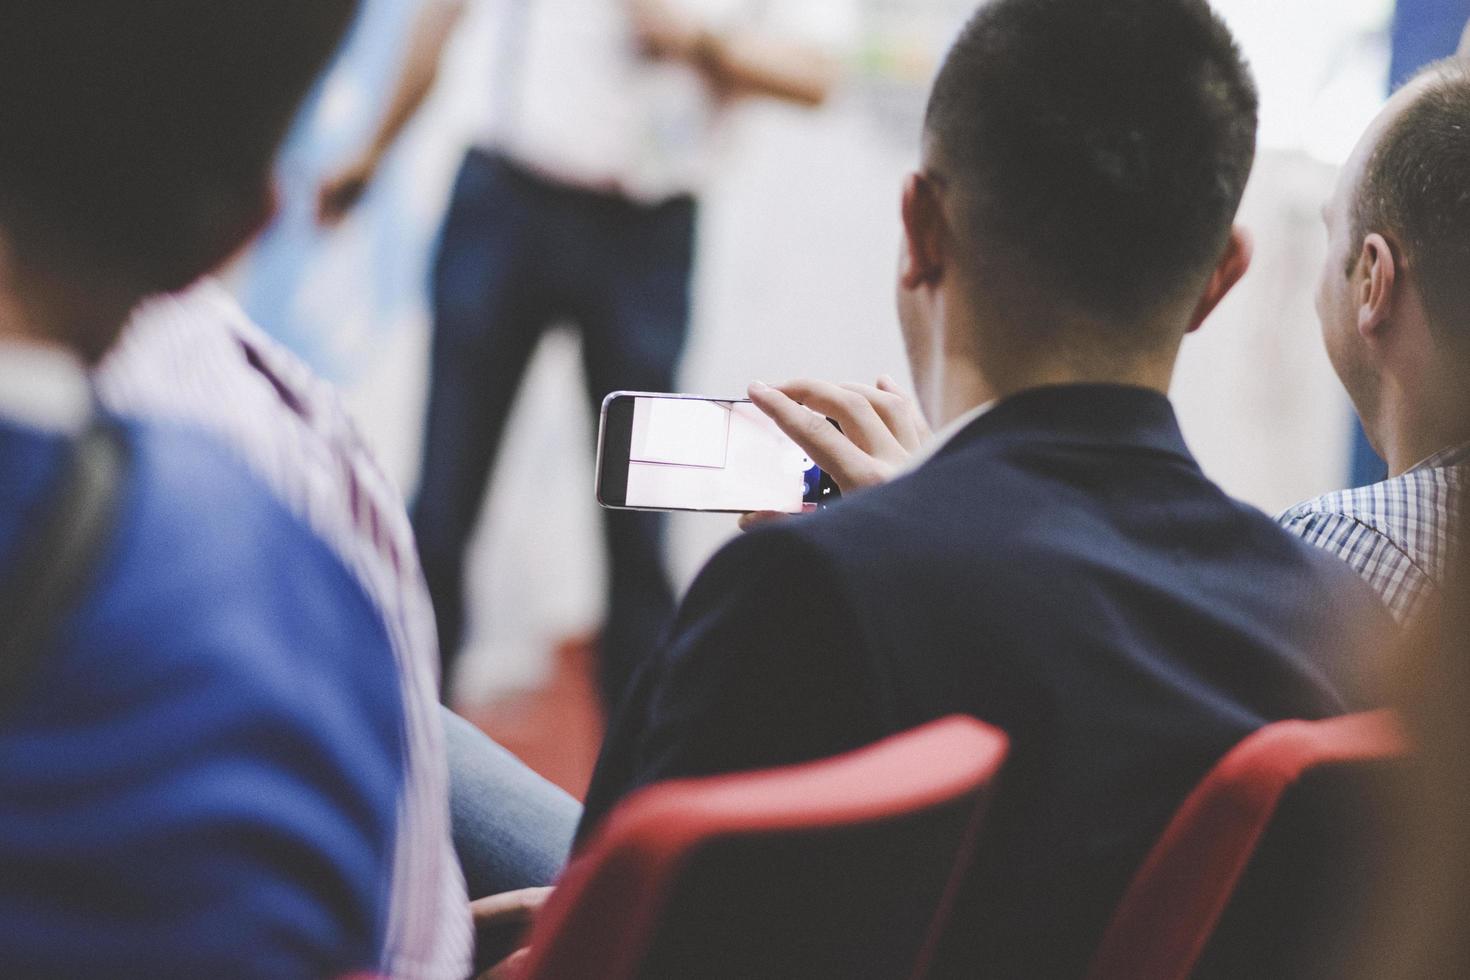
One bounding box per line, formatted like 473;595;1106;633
773;378;907;460
747;382;883;491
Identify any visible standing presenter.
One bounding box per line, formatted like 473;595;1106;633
319;0;841;704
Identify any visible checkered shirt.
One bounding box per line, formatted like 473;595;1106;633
1277;443;1470;625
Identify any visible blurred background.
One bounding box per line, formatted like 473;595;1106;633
225;0;1463;790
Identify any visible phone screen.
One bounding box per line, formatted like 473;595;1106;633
597;393;836;513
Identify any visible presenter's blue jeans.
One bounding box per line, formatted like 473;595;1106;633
442;708;579;900
413;149;694;706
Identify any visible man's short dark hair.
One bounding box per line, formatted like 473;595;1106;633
1353;58;1470;348
0;1;359;295
924;0;1258;329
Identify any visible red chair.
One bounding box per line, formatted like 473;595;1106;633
1086;710;1412;980
512;716;1009;980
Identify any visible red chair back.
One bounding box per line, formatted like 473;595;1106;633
516;716;1009;980
1086;710;1411;980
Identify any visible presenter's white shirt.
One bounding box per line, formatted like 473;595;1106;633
460;0;851;202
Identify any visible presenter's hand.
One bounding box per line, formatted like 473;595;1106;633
748;376;931;495
317;154;380;225
631;0;704;62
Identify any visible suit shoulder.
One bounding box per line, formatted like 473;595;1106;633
776;442;1084;562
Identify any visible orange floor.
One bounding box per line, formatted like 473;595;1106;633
458;636;606;802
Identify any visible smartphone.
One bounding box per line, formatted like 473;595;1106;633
596;391;841;514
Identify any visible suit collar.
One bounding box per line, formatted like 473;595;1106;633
933;383;1196;466
901;399;996;475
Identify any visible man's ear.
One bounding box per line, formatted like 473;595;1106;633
1355;232;1397;341
1187;225;1253;332
900;172;945;291
157;179;279;293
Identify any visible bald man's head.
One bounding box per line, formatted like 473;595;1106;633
1350;58;1470;346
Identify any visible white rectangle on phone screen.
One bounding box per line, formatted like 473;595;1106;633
630;396;730;468
625;397;809;513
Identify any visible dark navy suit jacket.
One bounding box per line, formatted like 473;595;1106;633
581;384;1385;978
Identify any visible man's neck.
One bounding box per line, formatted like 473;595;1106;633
929;289;1184;429
1375;375;1470;476
929;346;1178;430
0;273;132;366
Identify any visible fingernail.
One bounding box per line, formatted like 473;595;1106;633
749;380;770;392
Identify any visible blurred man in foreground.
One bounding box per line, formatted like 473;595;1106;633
318;0;842;703
1277;57;1470;625
0;3;406;975
101;282;585;977
573;1;1387;975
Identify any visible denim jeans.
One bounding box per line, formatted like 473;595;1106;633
441;708;580;901
413;150;693;705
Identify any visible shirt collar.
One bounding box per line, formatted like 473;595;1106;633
0;339;91;434
1408;441;1470;473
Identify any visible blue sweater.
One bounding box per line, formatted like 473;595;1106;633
0;418;404;979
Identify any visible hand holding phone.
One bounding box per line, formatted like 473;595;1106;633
596;392;840;514
745;377;931;493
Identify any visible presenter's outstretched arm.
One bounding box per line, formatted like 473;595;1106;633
631;0;841;107
317;0;467;224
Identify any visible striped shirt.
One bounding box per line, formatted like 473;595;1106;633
97;281;472;980
1277;443;1470;625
